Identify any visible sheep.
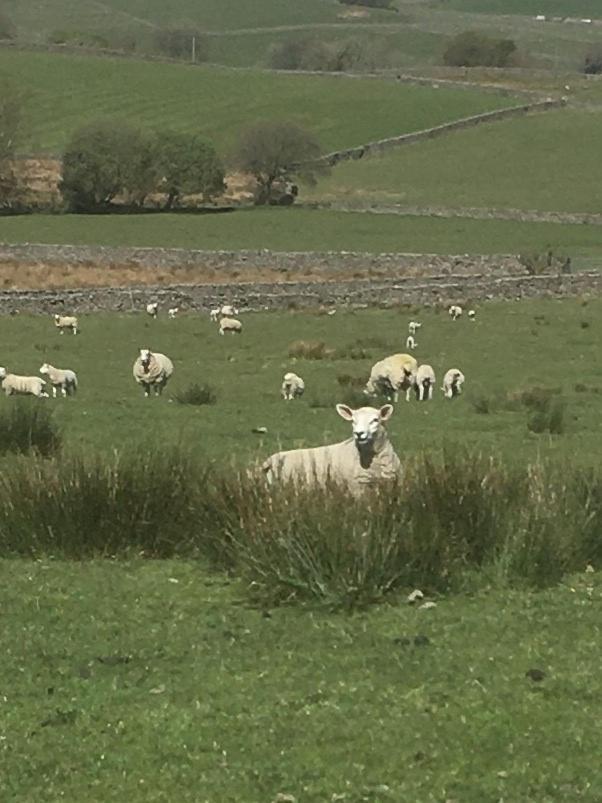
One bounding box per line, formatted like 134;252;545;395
281;372;305;401
210;307;221;323
365;353;417;403
468;309;476;321
168;307;179;319
414;364;436;401
39;363;78;398
219;317;242;336
0;367;48;398
220;304;238;318
449;305;463;321
146;302;159;319
132;349;174;397
408;321;422;336
405;335;417;351
54;314;78;335
262;403;401;495
442;368;465;399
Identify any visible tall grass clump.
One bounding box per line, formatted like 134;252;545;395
288;340;333;359
0;400;61;457
173;382;217;406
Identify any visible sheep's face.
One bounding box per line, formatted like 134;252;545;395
336;404;393;446
39;363;50;375
140;349;152;372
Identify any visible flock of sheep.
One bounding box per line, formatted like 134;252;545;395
0;302;469;495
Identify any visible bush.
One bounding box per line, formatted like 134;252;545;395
583;47;602;75
153;132;224;209
0;401;61;457
527;398;566;435
153;27;207;61
268;36;374;72
173;383;217;406
443;30;517;68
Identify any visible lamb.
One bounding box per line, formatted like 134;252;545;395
262;403;401;495
0;367;48;398
281;372;305;401
408;321;422;336
365;353;418;402
146;302;159;319
219;317;242;336
168;307;179;319
442;368;465;399
39;363;78;397
210;307;221;323
468;309;476;321
414;364;436;401
132;349;174;397
220;304;238;318
405;335;417;351
448;305;463;321
54;314;78;335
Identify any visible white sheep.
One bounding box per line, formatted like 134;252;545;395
281;372;305;401
0;367;48;397
219;317;242;336
449;305;463;321
132;349;174;397
442;368;465;399
408;321;422;336
168;307;179;319
39;363;78;398
146;302;159;319
365;353;417;402
414;364;436;401
209;307;221;323
54;314;78;335
262;404;401;494
405;335;417;351
220;304;238;317
468;309;476;321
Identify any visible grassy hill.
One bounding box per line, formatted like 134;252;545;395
0;49;518;154
308;108;602;214
431;0;602;16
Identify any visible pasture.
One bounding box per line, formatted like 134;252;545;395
0;49;517;154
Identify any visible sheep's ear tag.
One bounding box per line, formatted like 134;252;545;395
336;404;354;421
379;404;394;421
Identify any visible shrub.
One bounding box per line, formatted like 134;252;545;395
152;27;207;61
153;132;224;208
0;400;61;457
527;397;566;435
173;383;217;406
443;31;516;68
581;321;590;329
583;47;602;75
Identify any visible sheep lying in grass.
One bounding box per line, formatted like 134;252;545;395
168;307;179;319
39;363;78;397
449;305;463;321
408;321;421;336
262;403;401;494
132;349;174;397
219;317;242;336
414;364;436;401
281;372;305;401
54;314;78;335
146;302;159;319
442;368;465;398
405;335;417;351
0;367;48;397
365;353;417;402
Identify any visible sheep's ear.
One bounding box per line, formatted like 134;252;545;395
379;404;394;421
336;404;354;421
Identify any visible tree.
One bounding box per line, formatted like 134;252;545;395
153;132;225;208
443;30;516;68
60;119;158;211
233;122;326;205
0;83;22;209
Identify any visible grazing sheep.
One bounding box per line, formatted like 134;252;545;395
0;367;48;398
39;363;78;398
327;309;337;316
210;307;221;323
146;302;159;319
449;305;463;321
262;403;401;494
468;309;476;321
132;349;174;397
442;368;465;399
365;353;417;402
405;335;417;351
219;317;242;336
54;314;78;335
414;364;436;401
168;307;179;319
281;372;305;401
220;304;238;318
408;321;422;336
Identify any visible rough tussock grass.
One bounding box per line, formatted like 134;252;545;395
0;400;62;457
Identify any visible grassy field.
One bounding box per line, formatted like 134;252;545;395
2;208;602;265
309;108;602;214
2;557;601;801
432;0;602;16
0;300;600;463
0;49;518;155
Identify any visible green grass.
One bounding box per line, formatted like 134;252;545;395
432;0;602;16
310;108;602;214
0;49;518;154
3;208;602;262
0;300;600;463
2;557;602;801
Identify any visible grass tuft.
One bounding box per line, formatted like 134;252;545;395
0;401;62;457
173;382;217;405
